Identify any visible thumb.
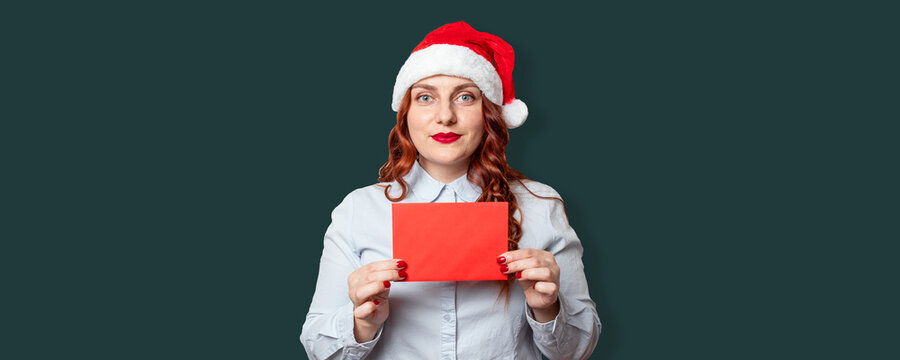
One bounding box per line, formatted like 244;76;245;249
353;299;381;319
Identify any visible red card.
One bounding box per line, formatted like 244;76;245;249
392;202;508;282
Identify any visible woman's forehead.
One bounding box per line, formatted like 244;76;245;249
413;75;478;88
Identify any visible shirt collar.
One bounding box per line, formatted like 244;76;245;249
403;160;482;203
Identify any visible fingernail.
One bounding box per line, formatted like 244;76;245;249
398;270;407;280
516;272;522;279
374;300;380;305
383;281;391;288
497;256;506;264
396;260;407;269
500;264;509;273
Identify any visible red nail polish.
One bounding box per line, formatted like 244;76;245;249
398;270;407;280
497;256;506;264
516;272;522;279
374;300;380;305
396;260;407;269
500;264;509;272
383;281;391;288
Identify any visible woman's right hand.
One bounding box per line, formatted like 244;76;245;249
347;259;407;343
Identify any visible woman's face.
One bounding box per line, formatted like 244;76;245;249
407;75;485;178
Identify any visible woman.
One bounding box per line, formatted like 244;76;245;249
300;21;600;359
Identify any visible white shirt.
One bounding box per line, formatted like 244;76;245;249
300;160;600;359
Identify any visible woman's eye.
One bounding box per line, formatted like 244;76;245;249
459;94;473;102
417;95;433;102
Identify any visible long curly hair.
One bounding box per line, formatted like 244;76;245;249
378;89;542;300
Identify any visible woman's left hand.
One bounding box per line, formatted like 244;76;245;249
498;249;561;322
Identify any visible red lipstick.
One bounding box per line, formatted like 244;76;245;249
432;132;461;144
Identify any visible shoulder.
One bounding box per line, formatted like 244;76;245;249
510;179;564;202
332;182;397;209
510;179;572;248
509;179;566;218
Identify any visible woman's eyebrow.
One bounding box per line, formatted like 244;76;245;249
411;84;436;91
453;83;478;92
410;83;478;92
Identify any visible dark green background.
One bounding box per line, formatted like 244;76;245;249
5;1;896;359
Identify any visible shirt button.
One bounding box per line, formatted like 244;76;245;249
442;314;451;322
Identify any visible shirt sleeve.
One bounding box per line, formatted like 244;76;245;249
300;191;383;359
525;188;602;360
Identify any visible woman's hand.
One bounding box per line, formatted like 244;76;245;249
347;259;407;343
498;249;561;322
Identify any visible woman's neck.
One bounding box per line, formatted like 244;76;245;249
418;158;469;184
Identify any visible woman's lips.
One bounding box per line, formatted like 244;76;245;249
432;132;461;144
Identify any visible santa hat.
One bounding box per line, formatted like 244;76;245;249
391;21;528;129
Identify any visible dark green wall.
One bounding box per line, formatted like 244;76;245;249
7;1;893;359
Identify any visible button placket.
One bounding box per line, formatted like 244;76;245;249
439;282;457;360
436;180;460;359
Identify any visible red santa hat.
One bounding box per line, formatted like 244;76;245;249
391;21;528;129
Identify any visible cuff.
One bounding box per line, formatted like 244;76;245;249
335;302;383;359
525;297;570;349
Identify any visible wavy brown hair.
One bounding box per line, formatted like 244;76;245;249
378;89;560;300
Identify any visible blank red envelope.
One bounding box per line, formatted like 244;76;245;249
392;202;508;282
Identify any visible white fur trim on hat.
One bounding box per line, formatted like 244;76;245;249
502;98;528;129
392;44;503;111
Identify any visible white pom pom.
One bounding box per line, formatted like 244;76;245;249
502;99;528;129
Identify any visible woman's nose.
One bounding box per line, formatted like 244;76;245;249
436;101;456;125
